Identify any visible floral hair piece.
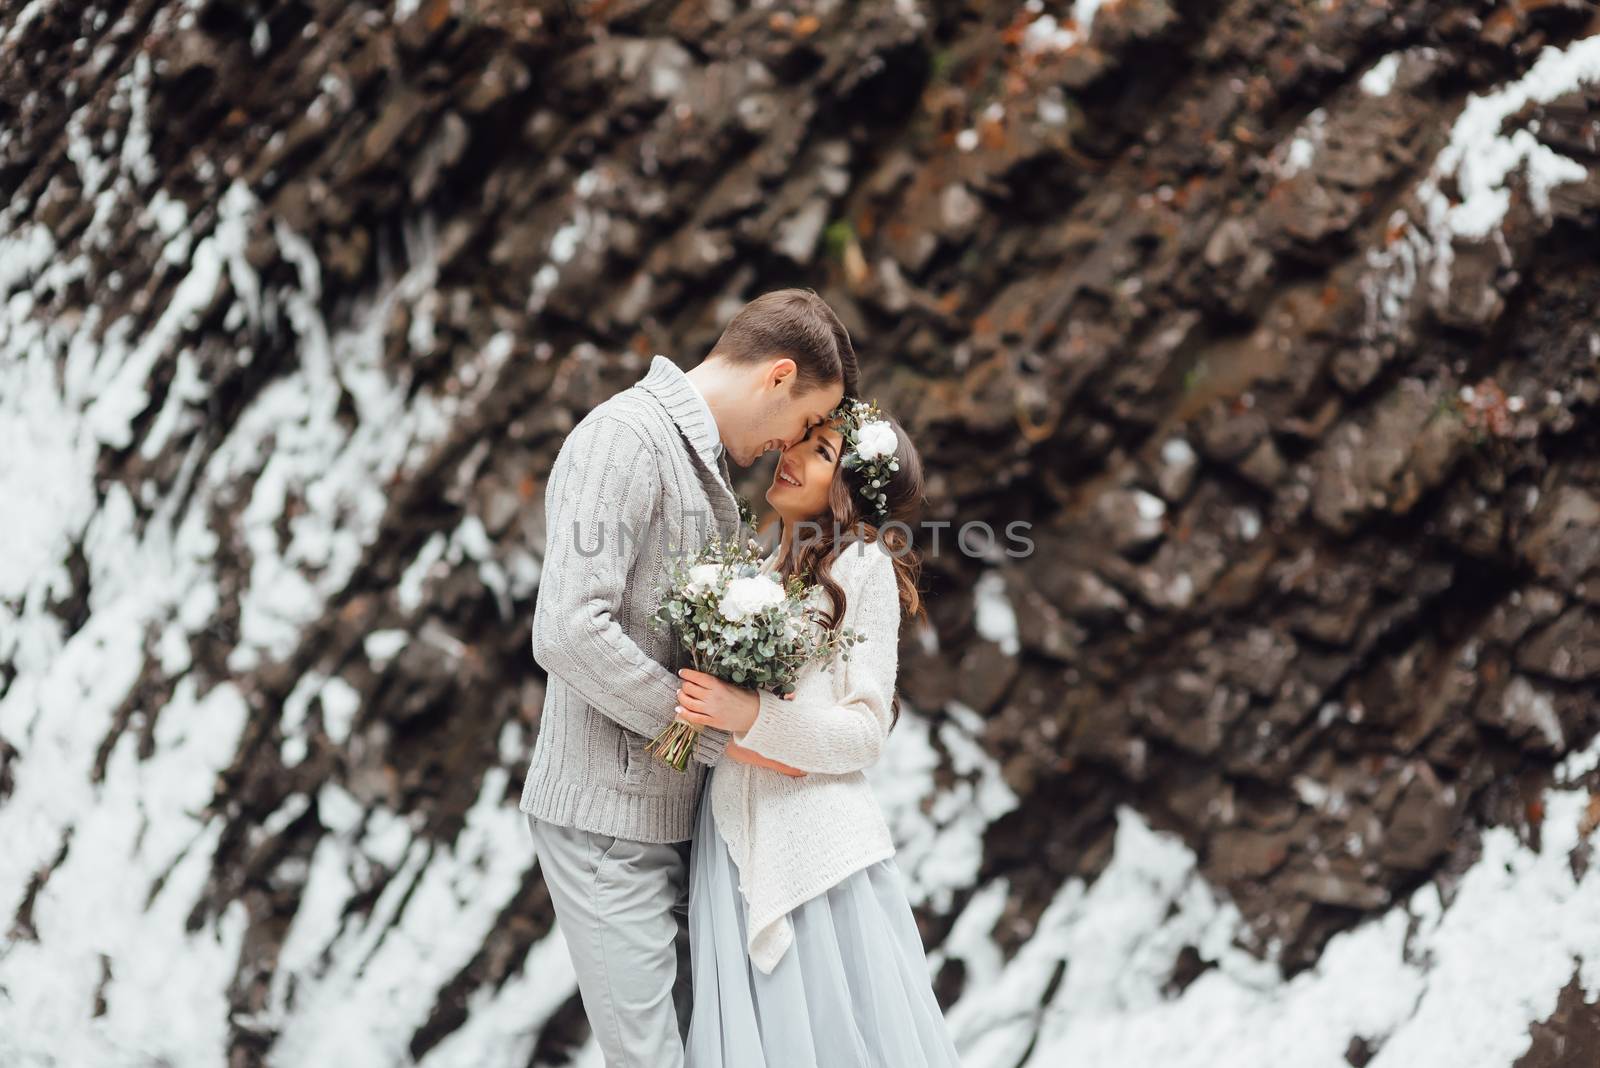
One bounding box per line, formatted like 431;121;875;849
828;397;899;519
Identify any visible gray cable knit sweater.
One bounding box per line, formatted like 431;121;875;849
518;355;743;843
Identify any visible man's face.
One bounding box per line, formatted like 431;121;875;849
726;364;843;467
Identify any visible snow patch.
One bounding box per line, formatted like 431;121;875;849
938;765;1600;1068
1417;36;1600;297
265;768;536;1067
870;702;1018;913
973;569;1022;656
1277;108;1327;178
1360;53;1402;96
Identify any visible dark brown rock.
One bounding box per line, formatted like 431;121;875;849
1205;826;1295;882
1376;763;1459;872
1517;609;1600;682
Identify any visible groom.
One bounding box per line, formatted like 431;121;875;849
520;288;857;1066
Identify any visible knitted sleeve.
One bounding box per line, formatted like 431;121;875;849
735;541;901;774
530;415;681;740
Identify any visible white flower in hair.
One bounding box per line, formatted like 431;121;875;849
853;420;898;461
718;574;787;621
828;396;900;519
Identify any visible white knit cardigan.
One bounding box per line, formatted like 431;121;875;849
710;538;902;973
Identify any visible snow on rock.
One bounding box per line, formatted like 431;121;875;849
1276;107;1327;178
973;569;1022;656
869;702;1020;914
0;59;521;1058
1020;15;1083;55
1018;0;1111;54
1360;53;1402;96
416;923;585;1068
939;736;1600;1068
528;168;613;316
0;665;252;1064
1409;35;1600;302
263;768;537;1068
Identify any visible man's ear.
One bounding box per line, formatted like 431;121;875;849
766;356;798;390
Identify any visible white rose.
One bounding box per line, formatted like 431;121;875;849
853;420;898;462
683;563;723;595
718;574;786;621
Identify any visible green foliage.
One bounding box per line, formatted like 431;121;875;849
735;492;760;536
823;219;856;262
651;538;862;694
646;538;864;770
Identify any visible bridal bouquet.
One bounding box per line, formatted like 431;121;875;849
645;538;862;771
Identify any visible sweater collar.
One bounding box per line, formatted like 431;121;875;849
638;354;736;493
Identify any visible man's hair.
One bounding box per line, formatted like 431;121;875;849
708;288;859;396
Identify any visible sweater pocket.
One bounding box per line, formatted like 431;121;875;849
618;730;661;791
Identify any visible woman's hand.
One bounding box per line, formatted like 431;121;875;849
725;740;807;778
673;668;760;734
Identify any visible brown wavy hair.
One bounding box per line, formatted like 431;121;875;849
773;414;925;726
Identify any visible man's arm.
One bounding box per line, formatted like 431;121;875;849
531;415;729;763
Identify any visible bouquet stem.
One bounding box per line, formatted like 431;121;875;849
646;652;703;772
645;720;701;772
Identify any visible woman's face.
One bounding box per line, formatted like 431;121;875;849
765;422;844;522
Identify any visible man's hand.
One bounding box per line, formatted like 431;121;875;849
725;740;807;778
673;668;760;734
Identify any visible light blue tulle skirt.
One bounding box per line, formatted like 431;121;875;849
684;780;963;1067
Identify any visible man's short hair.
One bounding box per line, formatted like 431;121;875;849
709;288;858;396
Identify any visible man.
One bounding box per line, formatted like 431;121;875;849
520;288;858;1066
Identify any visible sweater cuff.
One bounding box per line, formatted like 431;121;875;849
691;724;731;767
737;690;791;758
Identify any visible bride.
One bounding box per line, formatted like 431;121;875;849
669;399;963;1067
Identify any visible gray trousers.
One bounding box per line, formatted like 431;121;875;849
527;813;693;1067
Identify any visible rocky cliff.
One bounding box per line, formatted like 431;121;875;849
2;1;1598;1065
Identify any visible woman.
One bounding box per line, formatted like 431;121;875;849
670;399;962;1067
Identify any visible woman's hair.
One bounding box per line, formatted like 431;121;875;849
774;414;925;727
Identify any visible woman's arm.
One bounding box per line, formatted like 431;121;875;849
725;740;807;777
734;545;900;775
